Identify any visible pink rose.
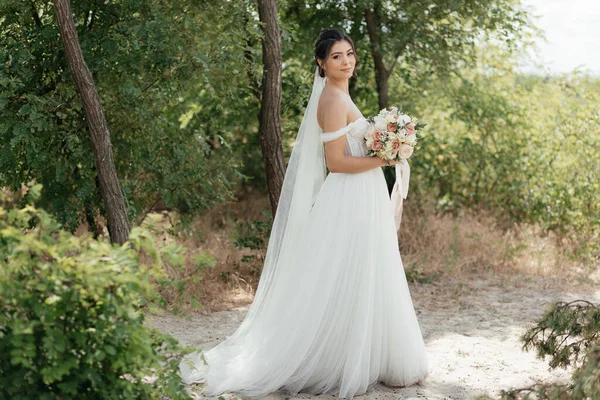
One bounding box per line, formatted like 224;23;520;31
391;140;401;152
372;131;381;141
399;144;414;159
371;140;383;151
387;123;398;132
406;123;415;135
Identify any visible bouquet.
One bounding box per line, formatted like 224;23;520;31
365;107;422;164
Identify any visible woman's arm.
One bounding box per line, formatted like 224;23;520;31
321;97;396;174
325;137;388;173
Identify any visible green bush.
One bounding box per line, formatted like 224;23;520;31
400;51;600;259
0;186;190;400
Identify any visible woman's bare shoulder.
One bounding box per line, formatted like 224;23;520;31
317;89;348;130
318;88;347;110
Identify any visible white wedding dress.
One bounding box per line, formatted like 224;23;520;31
180;73;428;399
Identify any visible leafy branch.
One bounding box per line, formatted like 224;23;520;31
521;300;600;370
500;300;600;399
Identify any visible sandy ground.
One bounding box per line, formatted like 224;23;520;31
149;275;600;400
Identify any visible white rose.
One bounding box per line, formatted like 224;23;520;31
399;114;411;125
399;144;414;159
385;114;397;123
374;115;387;130
407;134;417;144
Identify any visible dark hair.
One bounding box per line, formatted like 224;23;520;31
314;29;359;78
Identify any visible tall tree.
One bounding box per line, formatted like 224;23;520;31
363;0;531;109
257;0;285;216
282;0;531;109
52;0;129;244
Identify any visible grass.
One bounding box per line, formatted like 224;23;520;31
397;206;576;281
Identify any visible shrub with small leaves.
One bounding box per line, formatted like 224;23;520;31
0;185;190;400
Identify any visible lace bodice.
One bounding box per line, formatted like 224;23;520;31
320;117;370;157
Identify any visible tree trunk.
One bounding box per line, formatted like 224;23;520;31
84;201;101;239
257;0;285;217
365;7;390;110
374;69;389;110
53;0;130;245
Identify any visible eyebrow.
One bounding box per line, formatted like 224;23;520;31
330;49;354;55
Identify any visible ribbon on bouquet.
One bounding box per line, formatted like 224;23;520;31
390;160;410;231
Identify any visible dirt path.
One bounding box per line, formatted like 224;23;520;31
149;275;599;400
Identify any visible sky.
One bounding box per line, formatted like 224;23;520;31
521;0;600;74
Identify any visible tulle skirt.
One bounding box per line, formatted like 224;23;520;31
180;167;428;398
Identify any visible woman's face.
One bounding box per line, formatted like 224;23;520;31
319;40;355;80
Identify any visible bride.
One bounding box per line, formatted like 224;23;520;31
180;28;428;399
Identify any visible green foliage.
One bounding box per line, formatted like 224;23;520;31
0;187;190;400
522;301;599;370
0;0;241;230
500;301;600;399
403;49;600;257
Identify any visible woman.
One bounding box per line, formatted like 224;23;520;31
180;29;428;399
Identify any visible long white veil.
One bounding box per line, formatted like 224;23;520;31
236;68;326;328
180;69;327;383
